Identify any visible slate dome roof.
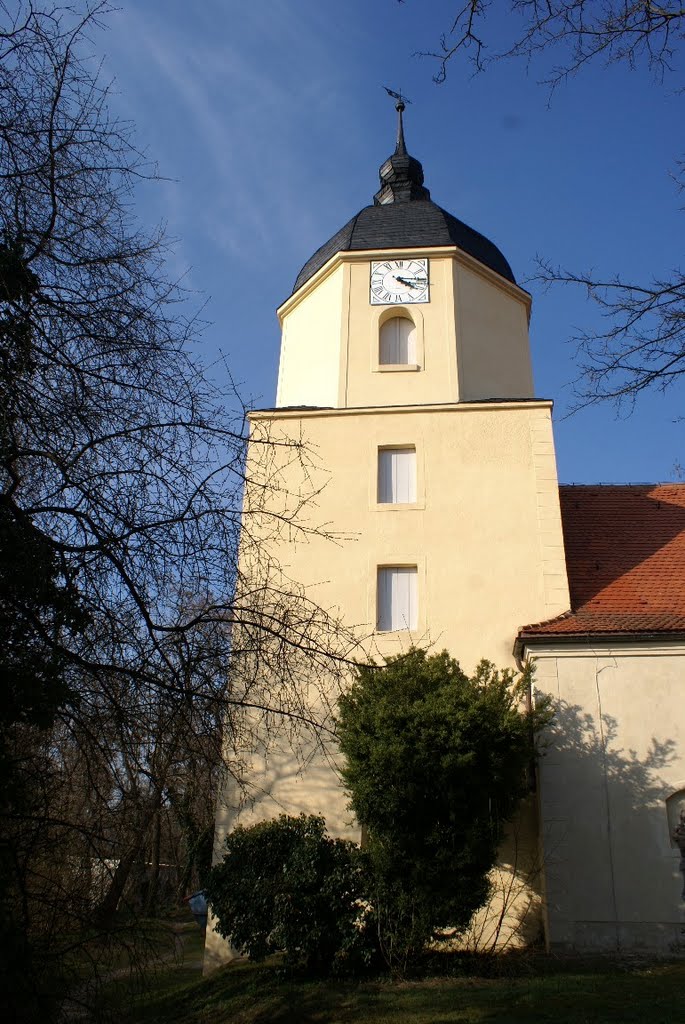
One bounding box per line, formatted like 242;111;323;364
292;102;515;294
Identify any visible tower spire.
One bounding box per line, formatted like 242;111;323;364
376;88;430;206
395;98;407;155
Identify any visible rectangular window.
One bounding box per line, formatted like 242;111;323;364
378;447;416;504
377;566;418;631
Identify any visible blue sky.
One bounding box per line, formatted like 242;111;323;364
100;0;683;483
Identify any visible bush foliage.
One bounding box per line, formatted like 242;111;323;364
206;814;377;974
335;648;551;967
209;650;551;976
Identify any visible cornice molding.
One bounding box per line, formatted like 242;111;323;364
518;636;685;660
250;398;553;422
277;245;532;323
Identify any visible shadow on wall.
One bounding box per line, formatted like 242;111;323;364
214;714;353;840
537;698;683;950
208;694;683;963
460;795;545;953
205;728;351;975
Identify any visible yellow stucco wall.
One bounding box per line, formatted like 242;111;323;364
528;643;685;952
454;262;534;402
276;263;345;408
205;399;569;970
276;249;533;409
244;400;567;669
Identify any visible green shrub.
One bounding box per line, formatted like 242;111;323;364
336;648;552;969
206;813;377;975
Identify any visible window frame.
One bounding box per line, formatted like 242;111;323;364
376;565;419;633
377;446;417;505
370;439;424;512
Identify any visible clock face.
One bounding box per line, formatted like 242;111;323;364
370;258;429;305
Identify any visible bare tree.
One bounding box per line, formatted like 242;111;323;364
421;2;685;85
414;1;685;409
0;2;358;1018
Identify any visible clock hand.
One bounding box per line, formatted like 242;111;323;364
395;275;427;288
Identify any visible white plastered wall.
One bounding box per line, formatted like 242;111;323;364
528;642;685;953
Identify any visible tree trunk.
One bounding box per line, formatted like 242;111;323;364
144;809;161;916
94;840;143;926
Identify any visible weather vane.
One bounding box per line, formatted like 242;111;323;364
383;86;412;111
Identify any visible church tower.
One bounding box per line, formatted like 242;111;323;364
206;104;571;968
272;100;569;676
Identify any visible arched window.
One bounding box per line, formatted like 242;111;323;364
379;316;416;365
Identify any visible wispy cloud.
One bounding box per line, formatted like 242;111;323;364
104;2;363;269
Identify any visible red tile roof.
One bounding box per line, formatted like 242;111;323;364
519;484;685;642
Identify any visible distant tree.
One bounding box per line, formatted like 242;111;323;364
415;1;685;409
335;648;551;971
0;2;354;1017
0;502;87;1022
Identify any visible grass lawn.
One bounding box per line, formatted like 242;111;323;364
94;922;206;1018
121;955;685;1024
